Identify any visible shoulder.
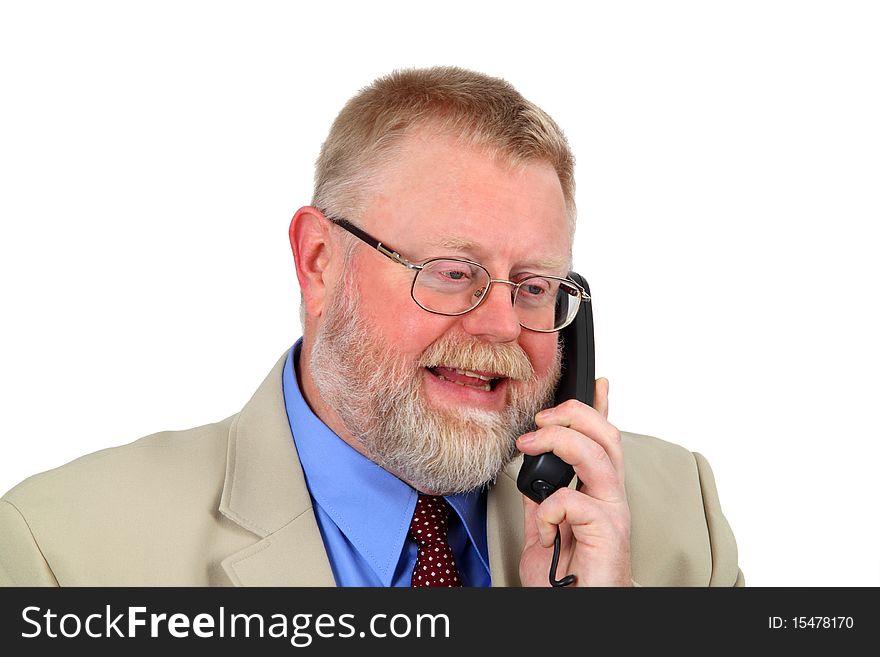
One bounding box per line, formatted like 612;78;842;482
620;430;703;505
621;429;695;466
620;430;741;586
0;416;239;586
4;416;235;509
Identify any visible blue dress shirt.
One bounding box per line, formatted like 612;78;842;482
281;340;491;587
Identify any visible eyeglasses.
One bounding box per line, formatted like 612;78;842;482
324;213;589;333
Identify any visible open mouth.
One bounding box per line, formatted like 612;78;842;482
426;366;505;392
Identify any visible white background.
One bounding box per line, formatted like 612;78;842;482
1;1;877;586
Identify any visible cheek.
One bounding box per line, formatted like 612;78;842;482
520;334;560;378
355;279;453;353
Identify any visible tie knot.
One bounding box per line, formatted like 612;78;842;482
409;494;450;547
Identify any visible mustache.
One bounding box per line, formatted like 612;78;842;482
417;333;536;382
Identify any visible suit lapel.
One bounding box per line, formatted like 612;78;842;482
220;512;335;586
218;350;335;586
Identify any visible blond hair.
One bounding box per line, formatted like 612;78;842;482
312;66;576;232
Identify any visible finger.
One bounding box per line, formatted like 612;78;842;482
594;377;609;419
533;487;608;547
517;424;624;503
533;399;624;479
521;495;542;545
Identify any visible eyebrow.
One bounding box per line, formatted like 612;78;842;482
425;236;571;274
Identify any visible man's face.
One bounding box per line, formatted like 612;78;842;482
310;130;572;494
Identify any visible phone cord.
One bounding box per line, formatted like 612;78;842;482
550;526;576;587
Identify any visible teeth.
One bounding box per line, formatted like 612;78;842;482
453;368;495;381
436;374;492;392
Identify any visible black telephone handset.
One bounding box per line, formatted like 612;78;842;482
516;271;594;586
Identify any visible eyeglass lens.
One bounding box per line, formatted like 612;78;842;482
413;259;580;331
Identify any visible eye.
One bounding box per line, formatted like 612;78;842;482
515;277;559;308
441;268;469;281
424;260;482;283
418;260;487;293
518;278;551;296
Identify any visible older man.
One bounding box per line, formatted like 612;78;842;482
0;67;742;587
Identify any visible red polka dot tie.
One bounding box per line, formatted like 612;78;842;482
409;494;463;587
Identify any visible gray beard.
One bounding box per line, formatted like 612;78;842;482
309;279;561;494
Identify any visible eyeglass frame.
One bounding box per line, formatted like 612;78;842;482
322;212;589;333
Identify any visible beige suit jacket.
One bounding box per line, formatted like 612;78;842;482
0;350;743;587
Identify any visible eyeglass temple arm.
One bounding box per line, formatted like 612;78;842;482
324;215;419;270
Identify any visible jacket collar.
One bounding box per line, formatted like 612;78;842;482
218;350;335;586
488;458;525;587
217;348;524;586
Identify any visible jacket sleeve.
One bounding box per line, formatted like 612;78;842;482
0;499;59;587
693;452;744;587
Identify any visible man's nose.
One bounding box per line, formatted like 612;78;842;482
459;280;522;343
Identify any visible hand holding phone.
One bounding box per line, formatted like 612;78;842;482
516;274;631;588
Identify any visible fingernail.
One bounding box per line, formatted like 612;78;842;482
536;409;553;420
518;432;535;444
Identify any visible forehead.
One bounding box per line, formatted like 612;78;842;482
362;130;572;272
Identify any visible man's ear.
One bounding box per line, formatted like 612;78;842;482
289;206;335;318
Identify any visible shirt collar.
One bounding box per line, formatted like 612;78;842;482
446;488;490;574
282;340;487;585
